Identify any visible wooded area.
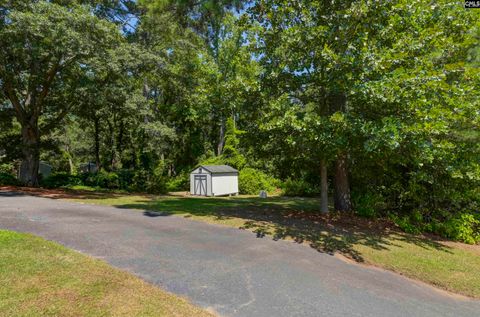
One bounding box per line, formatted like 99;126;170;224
1;1;479;242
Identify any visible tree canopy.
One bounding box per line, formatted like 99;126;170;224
0;0;479;242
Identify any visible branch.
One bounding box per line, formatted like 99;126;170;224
40;102;74;134
3;80;26;123
36;57;61;111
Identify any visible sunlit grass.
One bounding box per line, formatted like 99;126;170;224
0;230;214;317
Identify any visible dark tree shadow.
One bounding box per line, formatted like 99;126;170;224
5;186;453;262
111;196;454;262
143;211;170;217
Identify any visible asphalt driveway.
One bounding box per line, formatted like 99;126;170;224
0;191;479;317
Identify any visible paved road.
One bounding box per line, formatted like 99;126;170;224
0;191;479;317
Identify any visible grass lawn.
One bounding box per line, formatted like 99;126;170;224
64;192;480;299
0;230;213;317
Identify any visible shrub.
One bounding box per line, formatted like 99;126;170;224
130;169;149;192
146;173;167;194
389;209;480;244
239;168;277;195
166;173;190;192
116;169;135;190
98;171;120;189
390;214;422;234
0;172;19;186
41;172;82;188
0;163;15;174
84;171;120;189
352;191;384;218
441;213;480;245
282;178;319;197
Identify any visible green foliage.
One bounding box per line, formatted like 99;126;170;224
238;168;277;195
199;117;247;171
221;117;247;169
0;163;15;175
201;117;247;170
0;163;20;186
391;210;480;244
85;171;120;189
166;173;190;192
442;213;480;245
390;214;423;235
0;0;123;184
281;179;319;197
81;169;167;194
352;191;385;218
0;173;19;186
41;172;82;189
199;156;225;166
1;0;479;244
146;161;167;194
129;169;150;192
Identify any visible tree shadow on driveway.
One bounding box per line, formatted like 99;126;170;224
111;196;453;263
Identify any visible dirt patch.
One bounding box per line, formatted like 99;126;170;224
441;240;480;255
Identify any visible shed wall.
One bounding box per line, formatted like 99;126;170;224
211;173;238;196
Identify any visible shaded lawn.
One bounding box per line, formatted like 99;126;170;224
66;193;480;299
0;230;214;317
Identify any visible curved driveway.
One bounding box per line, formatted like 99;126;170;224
0;191;479;317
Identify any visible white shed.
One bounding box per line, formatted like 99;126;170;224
190;165;239;197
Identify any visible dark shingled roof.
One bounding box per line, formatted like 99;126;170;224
200;165;238;174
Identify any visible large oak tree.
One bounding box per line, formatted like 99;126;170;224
0;1;121;185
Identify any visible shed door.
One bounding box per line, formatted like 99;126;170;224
194;175;207;196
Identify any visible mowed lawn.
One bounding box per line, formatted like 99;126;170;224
0;230;213;317
67;192;480;298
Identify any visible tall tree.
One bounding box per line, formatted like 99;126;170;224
141;0;250;155
0;1;121;185
252;0;479;212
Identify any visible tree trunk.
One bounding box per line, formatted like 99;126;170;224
65;144;74;174
334;152;351;212
68;156;74;174
19;124;40;186
94;116;101;171
117;119;124;167
320;159;329;213
217;117;225;156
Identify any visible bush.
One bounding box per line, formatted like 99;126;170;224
441;213;480;245
389;209;480;244
146;173;167;194
281;178;319;197
239;168;277;195
82;168;166;193
116;169;135;190
166;173;190;192
0;172;19;186
129;169;149;192
0;163;15;174
390;214;422;234
352;191;385;218
41;172;82;188
85;171;120;189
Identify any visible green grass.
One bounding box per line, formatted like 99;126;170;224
0;230;214;317
63;184;128;194
64;185;98;191
67;193;480;298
